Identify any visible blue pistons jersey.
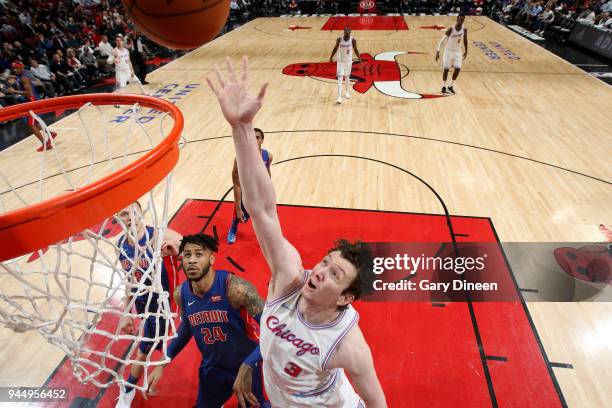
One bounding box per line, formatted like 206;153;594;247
179;269;260;370
117;225;169;313
261;148;271;171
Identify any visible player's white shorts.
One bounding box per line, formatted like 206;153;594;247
336;61;352;77
442;50;463;70
116;70;134;89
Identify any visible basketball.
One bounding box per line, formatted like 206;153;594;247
121;0;231;50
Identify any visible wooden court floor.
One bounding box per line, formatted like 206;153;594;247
0;16;611;407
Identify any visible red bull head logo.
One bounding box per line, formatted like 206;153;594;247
282;51;442;99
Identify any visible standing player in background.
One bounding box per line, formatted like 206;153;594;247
115;202;181;408
108;36;137;91
207;57;387;408
146;234;270;408
11;61;57;152
227;128;273;245
330;26;361;104
436;14;468;95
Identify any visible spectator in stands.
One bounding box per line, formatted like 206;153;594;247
2;43;16;66
65;32;81;50
0;52;10;72
315;0;326;13
577;7;596;23
0;75;28;106
36;34;55;60
240;0;252;19
18;10;32;26
50;52;80;92
66;47;90;84
515;0;533;23
28;58;57;98
534;4;555;33
1;22;17;38
12;41;32;64
1;80;18;106
502;0;520;18
288;0;301;15
544;0;557;10
525;1;544;26
595;11;612;27
97;34;113;60
78;41;99;81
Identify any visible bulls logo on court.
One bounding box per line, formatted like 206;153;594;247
282;51;442;99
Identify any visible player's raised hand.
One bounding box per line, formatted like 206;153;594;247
143;366;164;400
119;316;135;334
161;229;183;256
233;363;258;408
207;56;268;127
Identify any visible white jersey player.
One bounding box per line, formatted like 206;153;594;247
207;58;387;408
108;36;139;92
330;26;361;105
436;14;468;95
261;271;362;407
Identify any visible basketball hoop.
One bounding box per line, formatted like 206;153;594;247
0;94;182;261
0;94;184;389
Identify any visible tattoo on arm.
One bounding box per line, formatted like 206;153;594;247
228;274;264;317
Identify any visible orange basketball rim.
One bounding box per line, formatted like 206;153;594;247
0;94;184;262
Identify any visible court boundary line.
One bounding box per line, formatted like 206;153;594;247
488;218;568;407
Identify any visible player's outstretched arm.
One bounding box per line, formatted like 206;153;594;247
207;57;304;298
331;327;387;407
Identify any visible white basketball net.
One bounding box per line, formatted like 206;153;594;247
0;98;182;390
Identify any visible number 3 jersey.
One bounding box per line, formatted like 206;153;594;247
260;271;363;407
178;269;260;370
